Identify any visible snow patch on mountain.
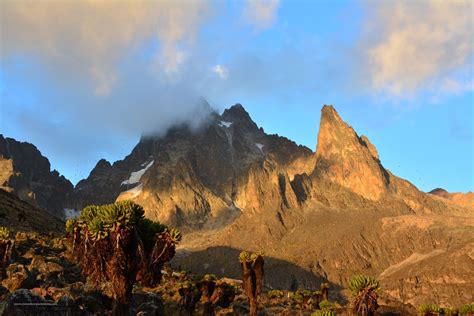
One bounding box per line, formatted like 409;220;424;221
218;121;233;128
121;161;154;186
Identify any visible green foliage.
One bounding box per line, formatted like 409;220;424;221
459;303;474;315
69;200;165;242
319;300;336;311
267;289;284;299
292;291;304;303
168;228;182;244
0;227;11;240
441;307;456;315
239;250;264;263
178;280;194;289
139;218;166;247
79;205;100;222
67;200;183;310
419;304;441;313
312;310;336;316
202;274;217;282
296;289;313;298
239;251;251;262
348;275;380;296
87;218;107;240
65;219;76;234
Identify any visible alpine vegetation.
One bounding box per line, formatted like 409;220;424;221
239;251;264;316
349;275;380;316
66;201;181;314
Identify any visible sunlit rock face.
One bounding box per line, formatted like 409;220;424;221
75;103;313;229
313;105;389;201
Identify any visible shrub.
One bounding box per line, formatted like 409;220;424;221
239;251;264;316
67;201;181;314
0;227;11;240
419;304;441;315
197;274;217;316
0;226;14;279
178;281;202;315
267;289;284;299
459;303;474;315
319;299;336;311
349;275;380;316
211;280;236;308
312;310;336;316
320;282;329;300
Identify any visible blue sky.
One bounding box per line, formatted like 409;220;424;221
0;0;472;192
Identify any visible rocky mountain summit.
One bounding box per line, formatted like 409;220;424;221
1;103;472;310
0;135;73;219
63;103;473;308
72;103;314;229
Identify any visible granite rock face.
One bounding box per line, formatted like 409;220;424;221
0;135;73;218
74;104;313;230
313;105;389;201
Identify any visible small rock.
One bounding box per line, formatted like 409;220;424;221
131;292;164;315
1;263;35;292
136;302;165;315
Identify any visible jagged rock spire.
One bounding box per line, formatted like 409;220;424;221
314;105;389;201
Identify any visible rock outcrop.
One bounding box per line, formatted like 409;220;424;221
429;188;474;210
313;105;389;201
75;104;313;230
0;135;73;218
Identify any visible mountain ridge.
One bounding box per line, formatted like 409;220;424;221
1;103;472;308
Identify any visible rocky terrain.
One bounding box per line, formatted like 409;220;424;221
429;188;474;210
0;135;73;219
0;231;419;315
0;188;64;234
1;103;473;312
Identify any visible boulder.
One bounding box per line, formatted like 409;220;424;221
1;264;35;292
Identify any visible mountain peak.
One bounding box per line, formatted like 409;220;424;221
320;104;346;128
314;105;389;201
222;103;250;119
221;103;258;130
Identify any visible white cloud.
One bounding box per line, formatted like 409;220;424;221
243;0;280;31
212;64;229;79
0;0;210;95
365;0;473;97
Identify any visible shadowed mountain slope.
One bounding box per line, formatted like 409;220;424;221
0;135;73;219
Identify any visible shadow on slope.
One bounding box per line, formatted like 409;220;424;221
172;245;347;303
0;189;64;234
